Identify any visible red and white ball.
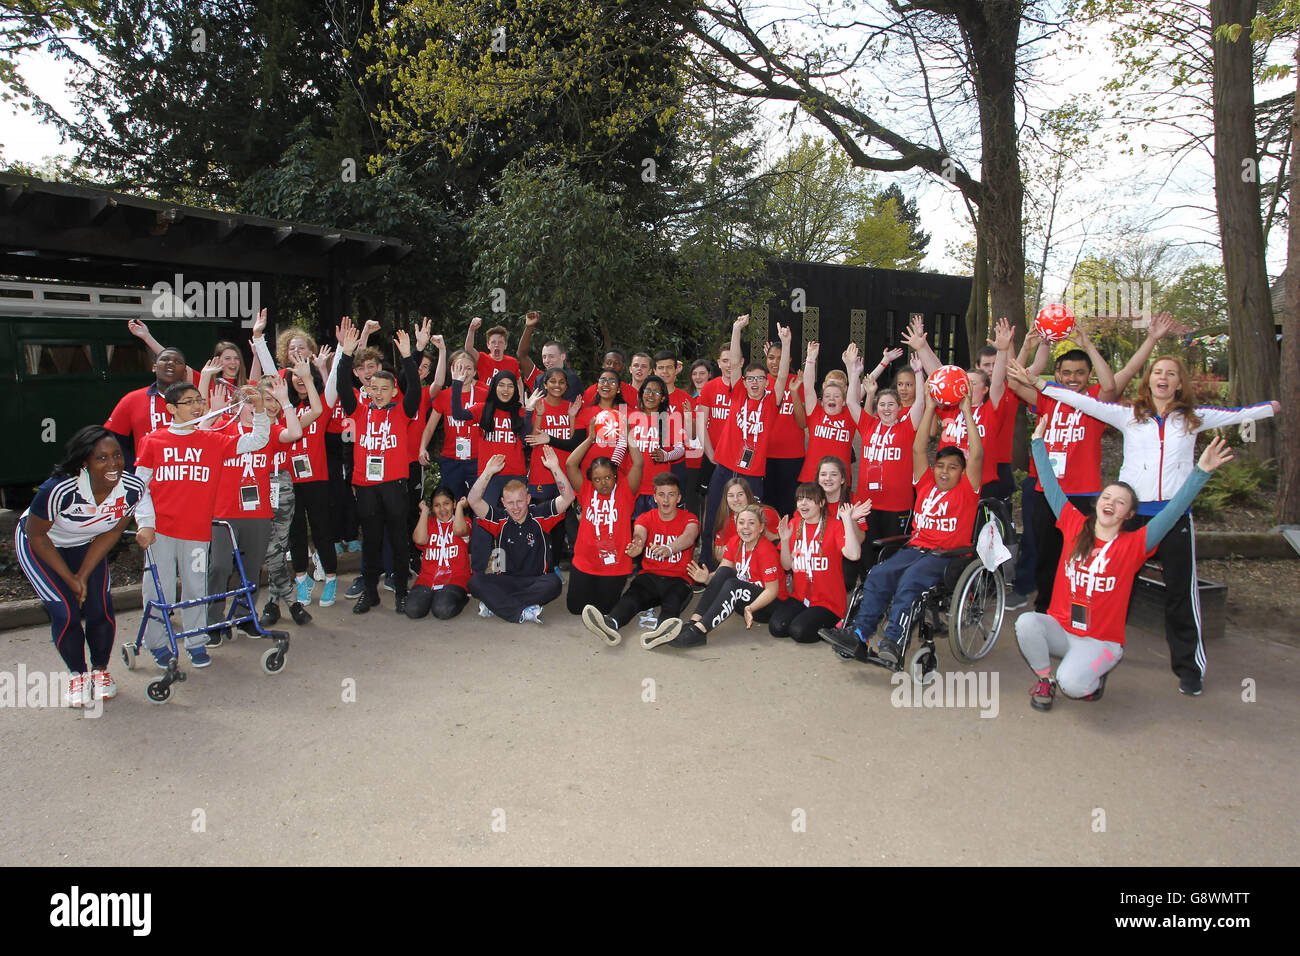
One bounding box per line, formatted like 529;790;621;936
1033;303;1076;342
927;365;970;407
593;409;623;445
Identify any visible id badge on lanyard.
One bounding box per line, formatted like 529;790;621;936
455;436;472;460
269;478;281;511
292;454;313;479
1049;451;1067;479
1070;538;1115;632
239;484;261;511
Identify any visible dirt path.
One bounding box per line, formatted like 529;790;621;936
1;599;1296;866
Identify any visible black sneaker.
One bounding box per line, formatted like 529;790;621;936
205;628;227;648
875;638;902;665
353;591;379;614
259;602;281;627
381;573;396;593
1082;673;1107;702
344;576;365;600
818;626;863;657
289;602;312;625
1179;676;1203;696
668;622;708;648
394;593;408;615
580;604;621;646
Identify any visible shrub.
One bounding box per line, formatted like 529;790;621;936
1193;457;1275;519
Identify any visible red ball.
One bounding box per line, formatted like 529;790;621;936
1033;303;1076;342
593;409;623;445
927;365;970;407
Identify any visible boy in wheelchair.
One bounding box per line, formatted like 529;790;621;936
820;389;982;664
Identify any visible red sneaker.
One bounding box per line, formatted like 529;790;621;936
1030;677;1055;712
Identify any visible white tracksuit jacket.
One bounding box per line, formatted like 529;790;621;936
1040;385;1274;514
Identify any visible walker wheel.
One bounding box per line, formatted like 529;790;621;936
224;628;238;643
145;679;172;704
260;648;286;675
121;645;137;671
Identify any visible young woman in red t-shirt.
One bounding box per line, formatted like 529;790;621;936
797;342;862;483
711;476;780;565
1017;418;1233;710
563;423;644;616
814;455;868;590
647;505;784;649
769;484;869;643
406;487;473;620
628;374;685;518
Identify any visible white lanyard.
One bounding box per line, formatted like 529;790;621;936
738;397;761;443
590;488;618;542
918;486;947;521
434;520;454;568
1071;537;1117;601
735;540;756;581
800;521;818;580
873;423;895;457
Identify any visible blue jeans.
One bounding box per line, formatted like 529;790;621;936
851;547;950;645
438;456;478;502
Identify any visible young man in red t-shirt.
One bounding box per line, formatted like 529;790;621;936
337;325;422;614
464;315;522;384
820;388;983;665
580;472;700;647
104;333;200;468
699;314;792;568
132;380;271;667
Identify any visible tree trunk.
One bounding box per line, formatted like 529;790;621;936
1279;39;1300;523
1212;0;1279;459
961;3;1026;346
965;220;990;352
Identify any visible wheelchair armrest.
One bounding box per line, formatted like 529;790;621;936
933;547;975;559
872;534;911;548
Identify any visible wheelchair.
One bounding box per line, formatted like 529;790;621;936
833;498;1015;683
120;521;291;703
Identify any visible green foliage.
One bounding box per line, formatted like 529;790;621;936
844;192;926;271
751;135;872;262
1193;457;1276;519
0;0;102;105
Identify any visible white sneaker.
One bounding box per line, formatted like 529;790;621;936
311;550;326;581
478;602;495;618
518;605;544;625
90;668;117;700
66;673;91;708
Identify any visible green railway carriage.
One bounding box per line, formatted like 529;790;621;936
0;281;230;505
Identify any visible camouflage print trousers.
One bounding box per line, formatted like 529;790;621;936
264;470;296;605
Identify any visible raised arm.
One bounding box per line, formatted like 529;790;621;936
128;318;164;357
427;334;447;400
516;310;540;377
1193;400;1280;434
772;323;793;399
466;454;506;519
566;430;596;494
1112;313;1174;395
291;359;324;428
840;501;868;561
900;315;942;375
540;446;575;513
1005;357;1043;407
960;392;983;491
989;316;1012;407
463;316;482;363
412;499;431;547
869;346;906;383
394;331;421;418
845;344;865;423
726;314;748;388
907;368;928;430
1030;425;1070;518
1070;322;1117;400
1040;383;1131;429
802;342;820;416
250;309;276;376
913;391;936;482
270;379;303;443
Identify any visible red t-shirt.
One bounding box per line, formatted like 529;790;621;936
715;504;781;553
326;391;350;435
696;377;733;450
789;517;848;616
136;426;243;541
573;482;637;576
432;382;485;460
722;536;787;598
635;508;699;582
1048;506;1153;646
214;423;286;519
938;395;1005;488
412;519;472;590
766;375;806;459
627;410;687;496
407;386;433;465
800;406;855;482
460;401;527;476
104;371;200;443
574;405;627;475
715;381;778;477
990;391;1020;466
528;399;574;485
908;470;979;551
856;414;917;512
1031;383;1105;495
476;352;520;385
351;398;414;486
286;398;332;484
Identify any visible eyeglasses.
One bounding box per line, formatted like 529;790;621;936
743;375;767;385
174;398;205;407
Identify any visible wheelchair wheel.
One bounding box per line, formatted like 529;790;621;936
907;645;938;686
947;563;1005;664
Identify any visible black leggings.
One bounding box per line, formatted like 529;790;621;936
609;573;692;627
565;566;628;615
405;584;469;620
767;598;840;643
691;566;760;634
290;480;338;575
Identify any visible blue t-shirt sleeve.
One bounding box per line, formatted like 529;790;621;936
28;477;59;522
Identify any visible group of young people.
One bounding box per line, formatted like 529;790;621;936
15;306;1279;712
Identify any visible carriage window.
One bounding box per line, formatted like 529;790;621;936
105;341;155;374
21;343;94;375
